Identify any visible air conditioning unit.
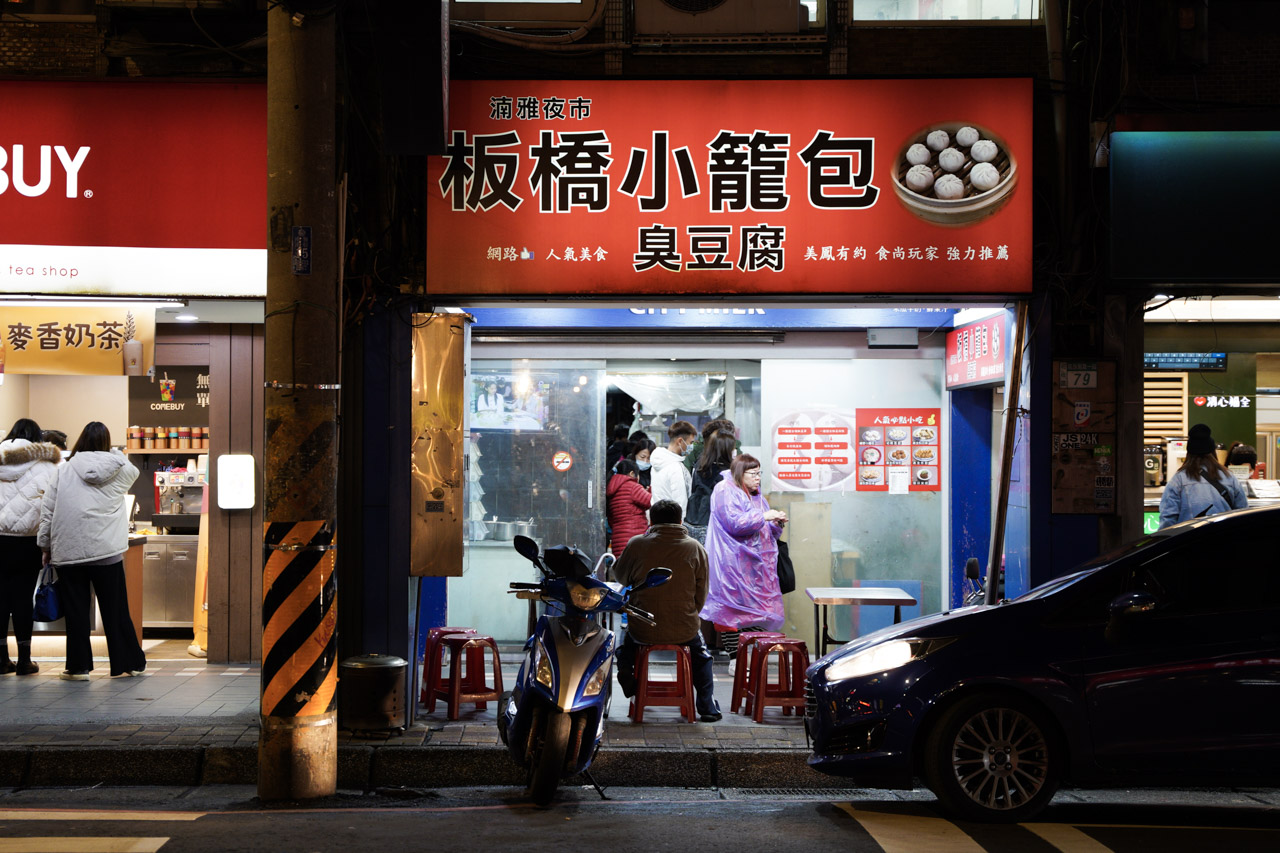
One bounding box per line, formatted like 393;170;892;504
635;0;806;36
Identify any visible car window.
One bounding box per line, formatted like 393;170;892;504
1134;531;1280;614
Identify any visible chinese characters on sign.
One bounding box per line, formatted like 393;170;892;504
770;407;942;493
945;313;1006;390
0;307;154;376
855;408;941;493
427;79;1033;295
1051;360;1116;514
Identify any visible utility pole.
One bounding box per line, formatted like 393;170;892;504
260;4;340;800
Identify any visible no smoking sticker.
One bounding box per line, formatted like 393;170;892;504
552;451;573;472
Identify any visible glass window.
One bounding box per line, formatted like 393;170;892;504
451;359;605;643
762;357;944;644
854;0;1041;22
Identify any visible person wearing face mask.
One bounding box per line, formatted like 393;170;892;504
649;420;696;517
628;439;656;490
605;459;652;555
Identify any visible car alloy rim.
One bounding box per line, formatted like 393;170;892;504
949;706;1049;810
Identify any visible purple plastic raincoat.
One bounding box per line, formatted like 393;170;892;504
699;470;784;631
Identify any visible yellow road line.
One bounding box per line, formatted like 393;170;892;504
0;839;169;853
1023;824;1115;852
836;804;984;852
0;811;202;822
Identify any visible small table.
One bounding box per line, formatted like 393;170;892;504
805;586;919;657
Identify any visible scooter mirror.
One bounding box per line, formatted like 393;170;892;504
964;557;980;581
513;535;540;562
638;567;673;590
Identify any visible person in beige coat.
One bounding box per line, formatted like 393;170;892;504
0;419;62;675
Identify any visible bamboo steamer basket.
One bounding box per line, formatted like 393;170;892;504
891;121;1018;227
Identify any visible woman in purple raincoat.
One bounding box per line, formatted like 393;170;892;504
700;454;788;632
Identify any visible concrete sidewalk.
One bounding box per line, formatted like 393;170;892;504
0;638;824;791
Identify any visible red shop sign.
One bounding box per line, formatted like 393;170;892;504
427;78;1032;296
945;313;1007;390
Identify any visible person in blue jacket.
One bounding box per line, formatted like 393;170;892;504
1158;423;1248;529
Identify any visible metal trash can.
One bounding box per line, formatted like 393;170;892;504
338;653;408;733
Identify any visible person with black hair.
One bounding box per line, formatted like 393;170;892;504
627;437;657;490
1158;423;1248;529
38;422;146;681
612;499;721;722
1226;441;1261;479
685;430;737;545
605;423;631;474
0;418;62;675
605;458;652;555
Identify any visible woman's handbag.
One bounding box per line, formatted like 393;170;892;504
32;564;61;622
776;539;796;595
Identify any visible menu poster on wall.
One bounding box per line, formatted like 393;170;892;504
1050;432;1115;513
855;408;941;492
945;313;1006;390
770;408;856;492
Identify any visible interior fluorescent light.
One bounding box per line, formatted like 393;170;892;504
174;313;199;323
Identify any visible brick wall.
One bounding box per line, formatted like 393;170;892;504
0;21;99;76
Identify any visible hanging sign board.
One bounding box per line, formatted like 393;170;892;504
945;313;1007;390
0;81;266;297
427;78;1032;296
2;306;155;375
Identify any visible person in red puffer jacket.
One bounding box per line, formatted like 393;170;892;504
606;459;651;555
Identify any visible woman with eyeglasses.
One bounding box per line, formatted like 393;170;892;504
700;453;788;636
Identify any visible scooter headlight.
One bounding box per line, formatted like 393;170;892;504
534;640;554;689
567;581;608;611
582;660;611;697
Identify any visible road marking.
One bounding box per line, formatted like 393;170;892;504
0;839;168;852
1023;824;1115;852
836;804;984;851
0;811;202;822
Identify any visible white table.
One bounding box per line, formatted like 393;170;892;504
805;586;919;657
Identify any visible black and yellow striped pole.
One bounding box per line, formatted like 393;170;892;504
260;3;339;800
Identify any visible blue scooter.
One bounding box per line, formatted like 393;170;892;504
497;535;670;806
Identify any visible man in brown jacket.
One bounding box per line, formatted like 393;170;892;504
612;499;722;722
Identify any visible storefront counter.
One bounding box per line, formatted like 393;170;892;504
125;535;146;645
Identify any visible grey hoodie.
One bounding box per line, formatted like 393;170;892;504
38;449;139;565
0;439;62;537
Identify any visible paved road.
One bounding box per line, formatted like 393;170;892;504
0;786;1276;853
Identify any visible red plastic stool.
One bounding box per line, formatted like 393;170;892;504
433;633;504;721
747;638;810;723
730;631;786;715
628;644;696;724
421;626;477;709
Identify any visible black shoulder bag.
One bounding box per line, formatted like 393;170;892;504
775;539;796;595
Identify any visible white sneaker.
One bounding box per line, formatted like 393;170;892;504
60;671;90;681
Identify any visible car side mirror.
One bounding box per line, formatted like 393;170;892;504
1109;590;1157;618
638;567;673;590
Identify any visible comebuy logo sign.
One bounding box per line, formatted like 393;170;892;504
0;145;92;198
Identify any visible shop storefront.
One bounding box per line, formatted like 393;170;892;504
422;78;1036;647
0;80;266;663
1111;129;1280;534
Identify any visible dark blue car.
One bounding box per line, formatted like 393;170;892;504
804;505;1280;822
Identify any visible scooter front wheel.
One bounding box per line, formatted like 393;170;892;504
527;708;572;807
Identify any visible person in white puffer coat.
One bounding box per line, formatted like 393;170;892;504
0;419;62;676
38;422;145;681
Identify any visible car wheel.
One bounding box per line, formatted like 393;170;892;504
922;692;1059;822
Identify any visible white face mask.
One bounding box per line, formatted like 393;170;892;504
636;460;651;471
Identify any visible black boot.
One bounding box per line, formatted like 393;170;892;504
15;641;37;675
0;650;13;675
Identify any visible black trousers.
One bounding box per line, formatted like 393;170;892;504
58;560;145;676
0;535;42;647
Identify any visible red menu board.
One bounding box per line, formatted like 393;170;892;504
945;314;1006;390
855;408;941;492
